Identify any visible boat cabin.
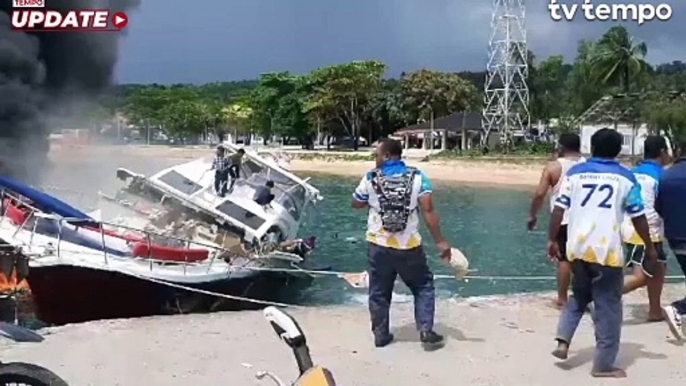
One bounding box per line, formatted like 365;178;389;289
141;145;321;245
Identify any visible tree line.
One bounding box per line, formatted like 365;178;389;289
94;25;686;150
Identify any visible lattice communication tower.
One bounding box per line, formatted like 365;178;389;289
482;0;530;147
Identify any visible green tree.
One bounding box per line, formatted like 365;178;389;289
158;99;209;139
530;55;572;128
401;69;478;122
645;95;686;154
308;60;387;150
220;103;253;142
591;26;648;93
248;72;312;144
371;79;407;138
566;39;604;115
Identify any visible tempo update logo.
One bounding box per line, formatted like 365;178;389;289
11;0;129;31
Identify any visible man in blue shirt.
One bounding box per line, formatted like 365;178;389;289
656;138;686;341
620;136;670;322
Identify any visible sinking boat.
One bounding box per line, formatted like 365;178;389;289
0;144;323;325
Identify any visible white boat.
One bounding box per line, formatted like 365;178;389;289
0;143;323;325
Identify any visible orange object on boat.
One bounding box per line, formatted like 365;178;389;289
131;242;209;262
3;199;28;226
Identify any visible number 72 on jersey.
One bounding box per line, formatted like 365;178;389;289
580;183;615;208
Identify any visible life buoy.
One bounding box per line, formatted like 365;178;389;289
131;242;209;262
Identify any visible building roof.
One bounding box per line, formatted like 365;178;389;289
395;112;482;135
576;90;685;125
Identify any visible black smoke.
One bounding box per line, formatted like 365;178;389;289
0;0;140;183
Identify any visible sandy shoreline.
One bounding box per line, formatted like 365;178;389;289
1;286;684;385
49;144;544;187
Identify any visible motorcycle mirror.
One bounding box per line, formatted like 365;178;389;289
263;306;305;346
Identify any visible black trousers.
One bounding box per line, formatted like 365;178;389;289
214;171;228;196
367;243;435;337
227;165;240;192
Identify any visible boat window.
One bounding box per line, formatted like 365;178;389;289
158;171;203;195
241;159;263;176
275;185;306;221
215;201;266;230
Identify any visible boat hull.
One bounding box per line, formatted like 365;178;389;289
26;265;313;325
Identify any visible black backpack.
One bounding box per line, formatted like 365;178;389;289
370;167;417;233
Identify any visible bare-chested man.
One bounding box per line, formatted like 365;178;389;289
527;133;585;308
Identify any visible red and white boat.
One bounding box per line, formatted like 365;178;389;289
0;144;322;325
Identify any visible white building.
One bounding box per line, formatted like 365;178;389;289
579;123;650;156
576;93;673;157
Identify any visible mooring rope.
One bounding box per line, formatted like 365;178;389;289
226;265;686;282
124;271;305;309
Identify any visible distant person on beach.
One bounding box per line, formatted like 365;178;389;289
528;133;585;308
352;138;451;349
210;146;229;197
548;128;656;378
656;137;686;340
620;135;670;321
227;148;245;193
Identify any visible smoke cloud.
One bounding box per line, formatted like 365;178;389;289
0;0;140;184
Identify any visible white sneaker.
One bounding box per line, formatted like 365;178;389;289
661;305;684;341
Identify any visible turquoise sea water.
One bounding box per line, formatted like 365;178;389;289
296;174;685;306
43;154;684;307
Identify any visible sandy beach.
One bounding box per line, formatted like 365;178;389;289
1;287;684;385
48;144;544;187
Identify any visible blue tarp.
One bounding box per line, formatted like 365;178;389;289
0;175;93;221
0;176;128;255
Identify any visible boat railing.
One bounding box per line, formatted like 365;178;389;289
0;190;249;276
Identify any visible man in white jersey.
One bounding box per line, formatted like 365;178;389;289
352;138;451;350
528;133;585;308
548;128;656;378
621;135;670;321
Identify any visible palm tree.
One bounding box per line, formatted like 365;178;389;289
591;26;648;93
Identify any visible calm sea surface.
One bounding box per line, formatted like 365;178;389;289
42;153;685;307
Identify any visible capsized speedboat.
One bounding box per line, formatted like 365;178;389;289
0;145;323;325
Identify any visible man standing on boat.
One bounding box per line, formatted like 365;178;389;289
528;133;585;308
211;146;229;197
656;137;686;341
227;148;246;193
352;138;450;349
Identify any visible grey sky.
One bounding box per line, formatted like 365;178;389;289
115;0;685;84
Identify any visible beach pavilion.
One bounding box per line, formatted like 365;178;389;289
394;112;483;151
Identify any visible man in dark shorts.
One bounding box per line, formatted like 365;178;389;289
656;137;686;340
620;135;670;321
528;133;585;307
